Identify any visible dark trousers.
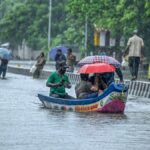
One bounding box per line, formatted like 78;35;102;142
0;65;7;78
128;56;140;78
33;68;41;78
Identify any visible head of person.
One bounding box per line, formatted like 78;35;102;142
67;48;72;55
80;74;89;81
57;61;68;74
133;29;138;35
40;52;44;57
57;49;62;55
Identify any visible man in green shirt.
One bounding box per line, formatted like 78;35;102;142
46;64;72;98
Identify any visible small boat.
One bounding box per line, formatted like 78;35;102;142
38;83;128;113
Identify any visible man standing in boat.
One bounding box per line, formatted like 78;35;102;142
46;62;72;99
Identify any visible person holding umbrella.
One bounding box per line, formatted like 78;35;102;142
0;47;12;79
55;49;66;70
0;56;8;79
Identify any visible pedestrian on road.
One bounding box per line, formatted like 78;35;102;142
124;30;144;80
33;52;46;78
0;57;8;79
55;49;66;70
66;48;76;72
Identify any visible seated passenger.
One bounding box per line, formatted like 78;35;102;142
75;74;94;99
46;63;72;99
97;74;107;94
85;74;107;98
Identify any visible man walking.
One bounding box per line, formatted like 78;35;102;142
124;30;144;80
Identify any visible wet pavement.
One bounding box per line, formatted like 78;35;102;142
0;73;150;150
9;60;149;80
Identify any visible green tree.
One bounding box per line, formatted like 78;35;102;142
66;0;150;58
0;0;49;49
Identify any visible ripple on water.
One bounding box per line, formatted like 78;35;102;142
0;73;150;150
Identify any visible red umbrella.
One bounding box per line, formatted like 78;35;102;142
78;63;116;74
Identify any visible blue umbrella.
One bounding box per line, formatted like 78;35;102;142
0;48;12;60
49;46;68;60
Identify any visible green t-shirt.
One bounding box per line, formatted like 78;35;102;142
47;72;70;97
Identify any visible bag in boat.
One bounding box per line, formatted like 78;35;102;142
30;64;37;73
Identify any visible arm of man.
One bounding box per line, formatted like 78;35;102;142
46;73;61;87
46;82;61;87
123;38;131;57
63;75;71;89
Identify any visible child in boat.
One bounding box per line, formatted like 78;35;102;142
75;74;96;99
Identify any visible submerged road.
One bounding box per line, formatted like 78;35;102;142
0;73;150;150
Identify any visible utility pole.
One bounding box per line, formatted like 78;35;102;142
48;0;52;50
84;14;88;56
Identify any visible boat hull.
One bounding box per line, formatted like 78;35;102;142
38;83;128;113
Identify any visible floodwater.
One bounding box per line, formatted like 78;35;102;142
0;73;150;150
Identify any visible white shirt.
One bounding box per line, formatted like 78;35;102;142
127;35;144;57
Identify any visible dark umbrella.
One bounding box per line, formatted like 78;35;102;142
78;55;121;68
49;46;68;60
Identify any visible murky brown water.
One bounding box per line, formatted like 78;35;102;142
0;73;150;150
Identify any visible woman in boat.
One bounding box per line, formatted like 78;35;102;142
75;74;96;99
85;74;107;98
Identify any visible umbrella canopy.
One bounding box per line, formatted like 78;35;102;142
49;46;68;60
0;48;12;60
78;55;121;68
78;63;116;74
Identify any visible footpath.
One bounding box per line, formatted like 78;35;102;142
8;60;149;81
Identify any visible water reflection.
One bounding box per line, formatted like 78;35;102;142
0;73;150;150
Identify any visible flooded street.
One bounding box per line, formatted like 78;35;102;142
0;73;150;150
